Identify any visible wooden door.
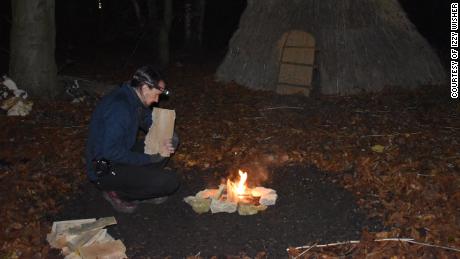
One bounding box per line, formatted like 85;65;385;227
276;31;315;96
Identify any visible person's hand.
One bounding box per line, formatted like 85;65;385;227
161;138;175;157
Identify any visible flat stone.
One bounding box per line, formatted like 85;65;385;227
237;204;268;216
237;204;259;216
251;187;276;197
260;193;278;206
184;196;211;214
210;199;237;213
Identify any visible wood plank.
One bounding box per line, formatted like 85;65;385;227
285;30;315;47
67;217;116;235
282;48;315;65
279;64;313;86
144;108;176;157
78;240;128;259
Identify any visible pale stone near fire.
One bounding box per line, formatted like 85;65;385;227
210;199;237;213
196;189;218;199
184;196;211;214
238;204;268;216
238;204;259;216
251;187;276;197
260;193;278;206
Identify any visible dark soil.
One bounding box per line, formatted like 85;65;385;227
51;164;381;258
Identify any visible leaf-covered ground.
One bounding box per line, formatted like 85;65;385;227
0;61;459;258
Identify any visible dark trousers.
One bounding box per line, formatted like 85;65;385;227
97;135;180;200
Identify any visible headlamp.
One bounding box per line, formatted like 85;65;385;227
161;89;171;96
144;81;171;96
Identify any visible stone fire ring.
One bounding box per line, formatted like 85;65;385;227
184;186;277;216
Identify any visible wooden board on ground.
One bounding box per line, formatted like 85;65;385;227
78;240;127;259
144;108;176;157
276;30;315;96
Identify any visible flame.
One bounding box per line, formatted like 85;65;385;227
226;170;249;203
235;170;248;195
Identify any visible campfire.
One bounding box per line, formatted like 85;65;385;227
184;170;277;215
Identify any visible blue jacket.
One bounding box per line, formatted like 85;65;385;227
85;83;156;181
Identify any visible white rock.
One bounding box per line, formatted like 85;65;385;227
183;196;195;204
184;196;211;214
196;189;218;199
210;199;237;213
237;204;268;216
259;193;277;206
251;187;276;197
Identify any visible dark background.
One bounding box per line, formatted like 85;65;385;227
0;0;449;76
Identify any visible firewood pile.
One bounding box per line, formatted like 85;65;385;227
46;217;127;259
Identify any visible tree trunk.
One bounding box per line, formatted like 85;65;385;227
130;0;144;28
183;0;206;50
147;0;159;26
158;0;173;67
184;0;192;46
196;0;206;47
9;0;57;98
216;0;447;95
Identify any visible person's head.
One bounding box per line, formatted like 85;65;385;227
130;66;167;106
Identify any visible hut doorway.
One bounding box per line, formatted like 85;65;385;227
276;30;316;96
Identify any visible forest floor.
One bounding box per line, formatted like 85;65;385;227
0;57;459;258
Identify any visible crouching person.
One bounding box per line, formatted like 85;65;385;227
85;66;180;213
